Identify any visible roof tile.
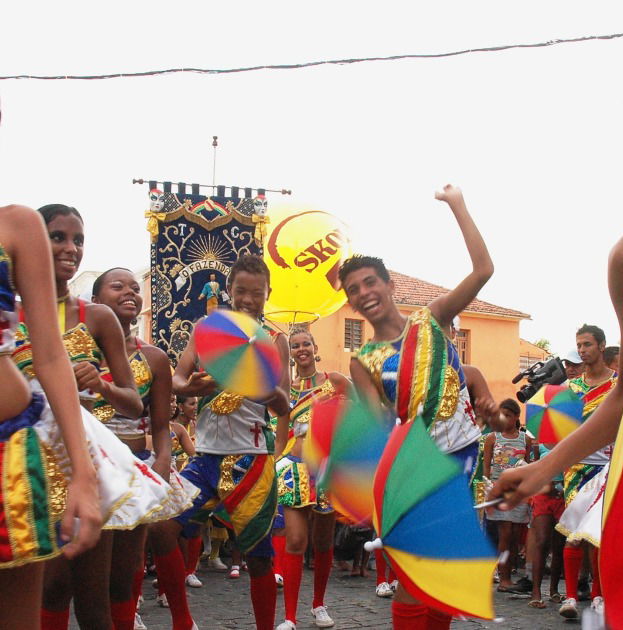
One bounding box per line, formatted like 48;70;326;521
389;270;530;319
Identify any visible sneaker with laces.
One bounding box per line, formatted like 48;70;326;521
276;621;296;630
376;582;394;598
185;573;203;588
156;593;169;608
311;605;335;628
389;579;398;592
559;597;579;619
591;596;605;614
228;565;240;579
134;612;147;630
275;573;284;587
207;557;228;571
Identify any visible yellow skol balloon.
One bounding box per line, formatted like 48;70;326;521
264;209;353;323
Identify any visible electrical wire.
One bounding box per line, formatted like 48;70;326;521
1;32;621;81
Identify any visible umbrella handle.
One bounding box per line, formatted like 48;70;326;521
364;537;383;552
473;497;504;510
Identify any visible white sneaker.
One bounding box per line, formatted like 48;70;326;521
156;593;169;608
275;573;284;587
389;579;398;592
134;613;147;630
376;581;394;598
311;605;335;628
591;596;605;614
559;597;579;619
276;621;296;630
207;557;228;571
185;573;203;588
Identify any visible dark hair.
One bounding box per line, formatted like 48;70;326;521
38;204;83;225
289;325;316;347
92;267;134;297
576;324;606;346
227;254;270;289
338;255;391;287
500;398;521;417
604;346;620;365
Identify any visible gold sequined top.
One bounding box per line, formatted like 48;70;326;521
13;321;103;379
354;307;465;425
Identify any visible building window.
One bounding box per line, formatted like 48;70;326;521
344;319;364;351
454;330;469;364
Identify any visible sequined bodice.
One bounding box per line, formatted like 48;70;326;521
356;309;466;413
290;377;337;429
0;243;17;356
13;321;103;379
354;307;479;453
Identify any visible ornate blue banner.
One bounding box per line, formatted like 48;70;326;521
146;189;268;363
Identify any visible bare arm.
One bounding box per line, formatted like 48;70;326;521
463;364;499;426
428;186;494;329
482;433;494;480
143;345;173;482
328;371;355;400
9;206;100;556
525;435;533;464
172;422;196;457
274;332;291;393
76;304;142;418
490;236;623;508
172;331;217;398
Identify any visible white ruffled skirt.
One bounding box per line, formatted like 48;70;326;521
556;463;608;547
31;383;198;530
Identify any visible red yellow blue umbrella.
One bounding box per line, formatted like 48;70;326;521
194;310;282;399
371;418;497;620
526;384;584;443
307;397;389;525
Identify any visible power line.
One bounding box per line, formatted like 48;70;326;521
1;32;622;81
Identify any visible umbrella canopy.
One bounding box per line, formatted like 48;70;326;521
308;397;389;524
526;384;584;443
301;395;344;478
372;418;496;620
194;310;282;399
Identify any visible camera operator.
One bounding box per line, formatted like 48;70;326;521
555;324;616;619
562;349;584;381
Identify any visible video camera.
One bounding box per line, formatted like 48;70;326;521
512;356;567;403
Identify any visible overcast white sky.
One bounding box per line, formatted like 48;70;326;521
1;1;622;356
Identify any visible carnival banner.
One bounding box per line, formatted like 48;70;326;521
145;184;268;364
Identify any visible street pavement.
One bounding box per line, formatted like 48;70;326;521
115;563;593;630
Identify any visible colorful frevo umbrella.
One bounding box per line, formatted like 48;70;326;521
525;384;584;443
371;417;497;620
301;396;344;479
194;310;282;399
307;397;389;525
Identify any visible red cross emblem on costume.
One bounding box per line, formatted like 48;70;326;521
464;399;476;424
250;422;262;447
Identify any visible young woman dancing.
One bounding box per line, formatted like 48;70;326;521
91;267;199;629
275;327;351;630
13;204;182;630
